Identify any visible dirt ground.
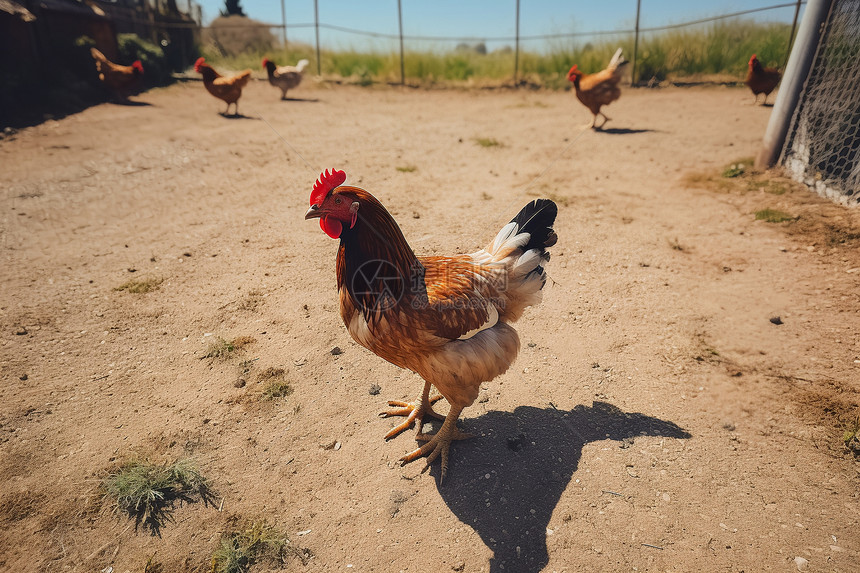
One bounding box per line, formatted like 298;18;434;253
1;78;859;573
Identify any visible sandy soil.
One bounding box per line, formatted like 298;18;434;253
1;78;859;573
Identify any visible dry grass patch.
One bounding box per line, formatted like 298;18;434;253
684;160;860;252
203;335;257;359
114;277;163;293
755;208;795;223
474;137;502;148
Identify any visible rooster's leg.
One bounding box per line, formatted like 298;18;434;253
380;380;444;440
401;404;472;482
596;112;610;129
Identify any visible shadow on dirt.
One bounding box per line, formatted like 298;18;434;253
218;113;259;120
596;127;655;135
426;401;690;573
279;97;320;103
107;100;153;107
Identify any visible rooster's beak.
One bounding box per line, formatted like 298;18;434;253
305;205;322;220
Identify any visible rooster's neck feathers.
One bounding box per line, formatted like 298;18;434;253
335;190;419;318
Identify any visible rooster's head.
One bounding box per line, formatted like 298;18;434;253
132;60;144;74
194;57;207;73
749;54;758;68
305;169;359;239
567;65;582;83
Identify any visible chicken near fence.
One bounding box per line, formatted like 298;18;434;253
194;57;252;116
262;58;309;100
745;54;782;105
567;47;629;129
90;48;144;100
305;169;558;481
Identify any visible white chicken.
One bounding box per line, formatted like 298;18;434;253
262;58;310;100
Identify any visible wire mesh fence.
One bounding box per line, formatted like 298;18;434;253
780;0;860;205
192;1;806;85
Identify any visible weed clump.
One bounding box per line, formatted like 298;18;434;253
102;458;211;534
211;520;311;573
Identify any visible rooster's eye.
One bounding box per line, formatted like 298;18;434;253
335;197;342;204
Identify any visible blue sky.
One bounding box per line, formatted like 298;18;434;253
197;1;805;51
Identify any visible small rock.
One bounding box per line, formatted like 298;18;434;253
794;556;808;571
15;327;28;335
20;374;28;381
452;563;465;572
369;383;381;395
233;378;246;388
770;316;783;325
330;346;343;356
527;342;536;348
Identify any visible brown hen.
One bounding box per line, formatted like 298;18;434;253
90;48;144;100
745;54;781;105
568;47;629;129
194;57;252;116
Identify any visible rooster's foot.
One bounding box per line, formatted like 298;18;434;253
401;423;472;483
380;394;445;440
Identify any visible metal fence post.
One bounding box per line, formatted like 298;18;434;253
398;0;405;85
756;0;834;169
514;0;520;85
783;0;803;70
280;0;287;48
314;0;321;76
631;0;641;85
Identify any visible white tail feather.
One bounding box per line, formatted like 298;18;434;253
608;47;623;69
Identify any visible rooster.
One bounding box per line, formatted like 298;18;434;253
305;169;558;481
567;47;629;129
262;58;309;100
90;48;144;100
193;57;252;116
745;54;781;105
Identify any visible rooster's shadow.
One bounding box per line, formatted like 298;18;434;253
421;401;690;573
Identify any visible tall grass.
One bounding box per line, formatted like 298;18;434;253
201;19;791;87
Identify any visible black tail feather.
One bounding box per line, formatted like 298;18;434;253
511;199;558;254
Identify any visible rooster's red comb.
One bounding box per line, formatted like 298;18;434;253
194;57;206;73
311;169;346;206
